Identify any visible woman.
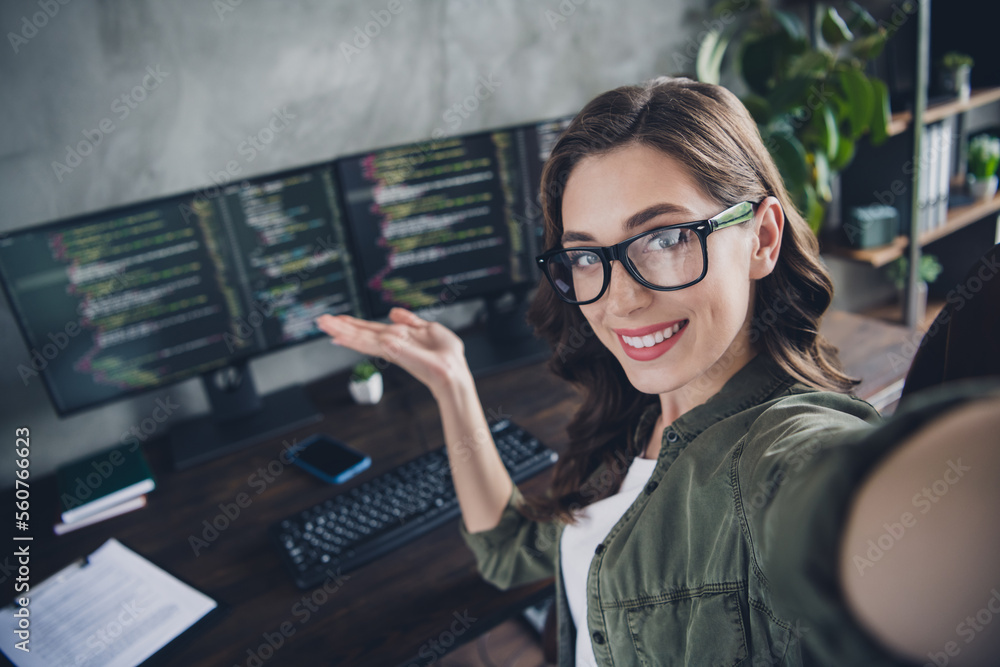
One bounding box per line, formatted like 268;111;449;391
317;77;1000;665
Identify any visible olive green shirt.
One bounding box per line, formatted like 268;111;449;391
459;354;994;665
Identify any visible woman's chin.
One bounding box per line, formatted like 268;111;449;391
619;363;687;396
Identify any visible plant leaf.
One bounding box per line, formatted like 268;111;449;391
773;9;807;42
768;76;814;115
814;150;833;201
742;94;772;124
846;1;879;36
849;32;887;61
829;135;856;170
821;7;854;46
741;33;781;97
869;78;891;146
804;183;825;235
786;49;834;79
838;68;874;139
767;128;809;201
696;28;730;85
712;0;760;18
805;102;840;160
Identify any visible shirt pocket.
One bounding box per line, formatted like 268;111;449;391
625;588;749;667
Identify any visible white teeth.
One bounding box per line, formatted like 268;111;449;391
620;321;686;349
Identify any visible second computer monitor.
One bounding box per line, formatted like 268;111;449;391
335;127;547;318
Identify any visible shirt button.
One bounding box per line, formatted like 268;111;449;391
666;430;679;443
644;481;658;494
593;631;605;645
594;543;605;555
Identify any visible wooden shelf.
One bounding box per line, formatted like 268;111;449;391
823;191;1000;267
919;191;1000;245
887;87;1000;136
887;115;910;137
824;234;908;268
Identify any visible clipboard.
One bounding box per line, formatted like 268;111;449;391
1;539;228;667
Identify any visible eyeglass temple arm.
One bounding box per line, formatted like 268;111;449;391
709;201;756;232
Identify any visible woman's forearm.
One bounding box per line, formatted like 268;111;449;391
839;396;1000;665
432;368;515;534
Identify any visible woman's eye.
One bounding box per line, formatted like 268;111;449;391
643;229;683;251
568;251;600;268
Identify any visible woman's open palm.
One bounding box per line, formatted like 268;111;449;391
315;308;468;394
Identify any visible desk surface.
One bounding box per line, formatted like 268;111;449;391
3;311;916;667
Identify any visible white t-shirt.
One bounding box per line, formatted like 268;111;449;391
560;455;658;666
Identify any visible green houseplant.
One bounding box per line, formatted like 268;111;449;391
885;253;942;291
697;0;892;233
885;253;942;325
967;134;1000;200
349;359;383;404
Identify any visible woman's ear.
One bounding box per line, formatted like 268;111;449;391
748;196;784;280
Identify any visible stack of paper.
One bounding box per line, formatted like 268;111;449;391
1;539;219;667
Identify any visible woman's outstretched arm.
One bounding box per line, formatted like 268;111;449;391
839;395;1000;666
315;308;514;534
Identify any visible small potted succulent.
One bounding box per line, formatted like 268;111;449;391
968;134;1000;201
885;253;943;325
348;359;383;405
941;52;974;102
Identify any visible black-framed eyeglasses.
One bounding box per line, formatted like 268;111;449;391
536;201;756;305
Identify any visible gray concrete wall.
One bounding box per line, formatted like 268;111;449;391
0;0;709;481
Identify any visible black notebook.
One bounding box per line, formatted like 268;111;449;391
57;445;156;524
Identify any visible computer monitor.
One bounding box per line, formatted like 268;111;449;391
0;162;362;468
334;128;532;316
333;118;572;373
519;115;574;254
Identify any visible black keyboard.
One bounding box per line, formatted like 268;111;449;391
272;419;558;589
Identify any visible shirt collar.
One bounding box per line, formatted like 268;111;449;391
633;354;793;447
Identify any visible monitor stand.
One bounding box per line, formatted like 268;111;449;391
462;291;551;377
170;362;322;470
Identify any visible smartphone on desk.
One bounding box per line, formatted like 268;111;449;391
289;434;371;484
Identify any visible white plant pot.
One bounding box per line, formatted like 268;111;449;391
914;280;928;328
349;373;383;404
942;65;971;101
968;174;999;201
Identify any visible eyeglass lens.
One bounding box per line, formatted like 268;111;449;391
546;227;704;302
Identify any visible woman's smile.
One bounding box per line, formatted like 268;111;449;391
613;319;689;361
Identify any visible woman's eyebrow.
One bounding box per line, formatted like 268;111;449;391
561;202;699;244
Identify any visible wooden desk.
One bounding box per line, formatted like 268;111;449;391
821;309;918;413
2;310;916;667
5;361;576;667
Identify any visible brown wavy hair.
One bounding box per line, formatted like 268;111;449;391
522;77;857;524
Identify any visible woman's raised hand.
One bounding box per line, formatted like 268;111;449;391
315;307;470;396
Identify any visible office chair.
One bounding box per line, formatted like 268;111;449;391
901;242;1000;398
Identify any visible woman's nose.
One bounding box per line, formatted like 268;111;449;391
604;260;651;316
